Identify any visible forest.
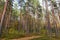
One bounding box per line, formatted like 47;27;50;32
0;0;60;40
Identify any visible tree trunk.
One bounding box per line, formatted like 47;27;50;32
0;0;8;36
5;0;12;30
45;0;51;36
51;0;58;37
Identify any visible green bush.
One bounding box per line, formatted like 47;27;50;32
1;27;25;39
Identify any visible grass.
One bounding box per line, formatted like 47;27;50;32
31;35;60;40
1;27;60;40
31;37;50;40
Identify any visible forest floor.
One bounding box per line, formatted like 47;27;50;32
11;36;41;40
1;36;41;40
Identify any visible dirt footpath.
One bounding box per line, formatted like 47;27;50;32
11;36;40;40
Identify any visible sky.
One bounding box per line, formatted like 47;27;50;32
13;0;42;5
13;0;42;9
13;0;60;11
39;0;42;6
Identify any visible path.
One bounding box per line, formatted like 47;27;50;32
11;36;41;40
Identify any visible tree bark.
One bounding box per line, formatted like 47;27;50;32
51;0;58;37
45;0;51;36
5;0;12;29
0;0;8;36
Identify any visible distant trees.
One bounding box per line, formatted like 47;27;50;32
17;0;42;33
0;0;60;38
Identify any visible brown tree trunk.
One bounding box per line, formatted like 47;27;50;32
0;0;8;36
58;1;60;20
45;0;51;36
5;0;12;29
51;0;58;37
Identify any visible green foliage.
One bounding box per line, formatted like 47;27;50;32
1;0;60;39
31;37;50;40
12;9;19;20
0;0;4;13
2;27;25;39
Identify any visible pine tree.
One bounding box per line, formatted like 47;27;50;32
0;0;8;36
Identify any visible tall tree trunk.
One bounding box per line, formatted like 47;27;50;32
57;2;60;21
51;0;58;37
5;0;12;30
45;0;51;37
0;0;8;36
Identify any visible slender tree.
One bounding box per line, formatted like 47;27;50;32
5;0;12;29
0;0;8;36
45;0;51;37
51;0;59;37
